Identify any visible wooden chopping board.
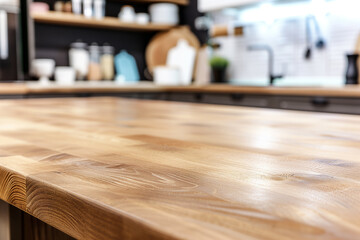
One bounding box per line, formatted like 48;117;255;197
146;26;200;74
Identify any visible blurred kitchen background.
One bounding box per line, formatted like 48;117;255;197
208;0;360;87
2;0;360;88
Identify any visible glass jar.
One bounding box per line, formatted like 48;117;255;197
100;44;115;81
69;40;89;80
87;43;102;81
94;0;105;19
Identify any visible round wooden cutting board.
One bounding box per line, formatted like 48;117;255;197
146;26;200;74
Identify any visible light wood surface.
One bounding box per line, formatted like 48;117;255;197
0;83;28;95
0;97;360;239
26;82;162;94
25;83;360;97
32;12;175;31
3;82;360;97
210;24;243;37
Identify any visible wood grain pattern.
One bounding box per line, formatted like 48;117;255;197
0;97;359;239
32;12;175;31
25;83;360;97
0;83;360;98
1;82;360;97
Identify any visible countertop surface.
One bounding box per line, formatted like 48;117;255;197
2;82;360;97
0;97;359;239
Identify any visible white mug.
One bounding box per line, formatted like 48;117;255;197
153;66;180;86
119;6;135;22
136;13;150;25
55;67;76;86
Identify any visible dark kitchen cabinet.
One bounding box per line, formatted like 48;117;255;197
162;93;360;115
276;96;360;115
3;90;360;115
201;93;271;107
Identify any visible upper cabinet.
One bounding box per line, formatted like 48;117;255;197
198;0;262;12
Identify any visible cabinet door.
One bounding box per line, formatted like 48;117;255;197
278;96;360;115
198;0;262;12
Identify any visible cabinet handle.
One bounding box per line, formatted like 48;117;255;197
231;94;244;101
311;97;329;107
195;93;202;101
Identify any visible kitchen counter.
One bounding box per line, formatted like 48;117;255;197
23;83;360;97
0;97;359;239
0;83;28;95
2;82;360;97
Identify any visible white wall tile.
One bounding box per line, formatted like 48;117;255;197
211;2;360;81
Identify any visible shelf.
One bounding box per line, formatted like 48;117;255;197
114;0;189;5
32;12;175;31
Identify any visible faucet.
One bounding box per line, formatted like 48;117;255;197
247;44;283;85
304;15;326;60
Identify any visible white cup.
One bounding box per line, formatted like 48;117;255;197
83;0;93;18
72;0;82;15
55;67;76;86
119;6;136;22
32;59;55;85
136;13;149;25
149;3;179;25
153;66;180;86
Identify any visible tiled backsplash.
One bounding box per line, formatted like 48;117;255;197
211;0;360;82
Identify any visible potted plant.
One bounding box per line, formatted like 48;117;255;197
210;56;229;83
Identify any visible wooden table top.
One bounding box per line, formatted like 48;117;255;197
0;97;359;239
2;82;360;97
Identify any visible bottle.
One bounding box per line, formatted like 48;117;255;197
93;0;105;19
100;44;115;80
54;1;64;12
69;40;89;80
345;54;359;85
64;1;72;12
83;0;93;18
72;0;82;14
88;43;102;81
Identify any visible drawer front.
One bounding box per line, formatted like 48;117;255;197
137;93;168;100
93;93;168;100
0;95;23;99
202;94;269;107
279;97;360;114
202;94;233;105
169;93;201;103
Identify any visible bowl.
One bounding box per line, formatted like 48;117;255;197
55;67;76;85
149;3;179;25
136;13;150;25
32;59;55;84
153;66;180;85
